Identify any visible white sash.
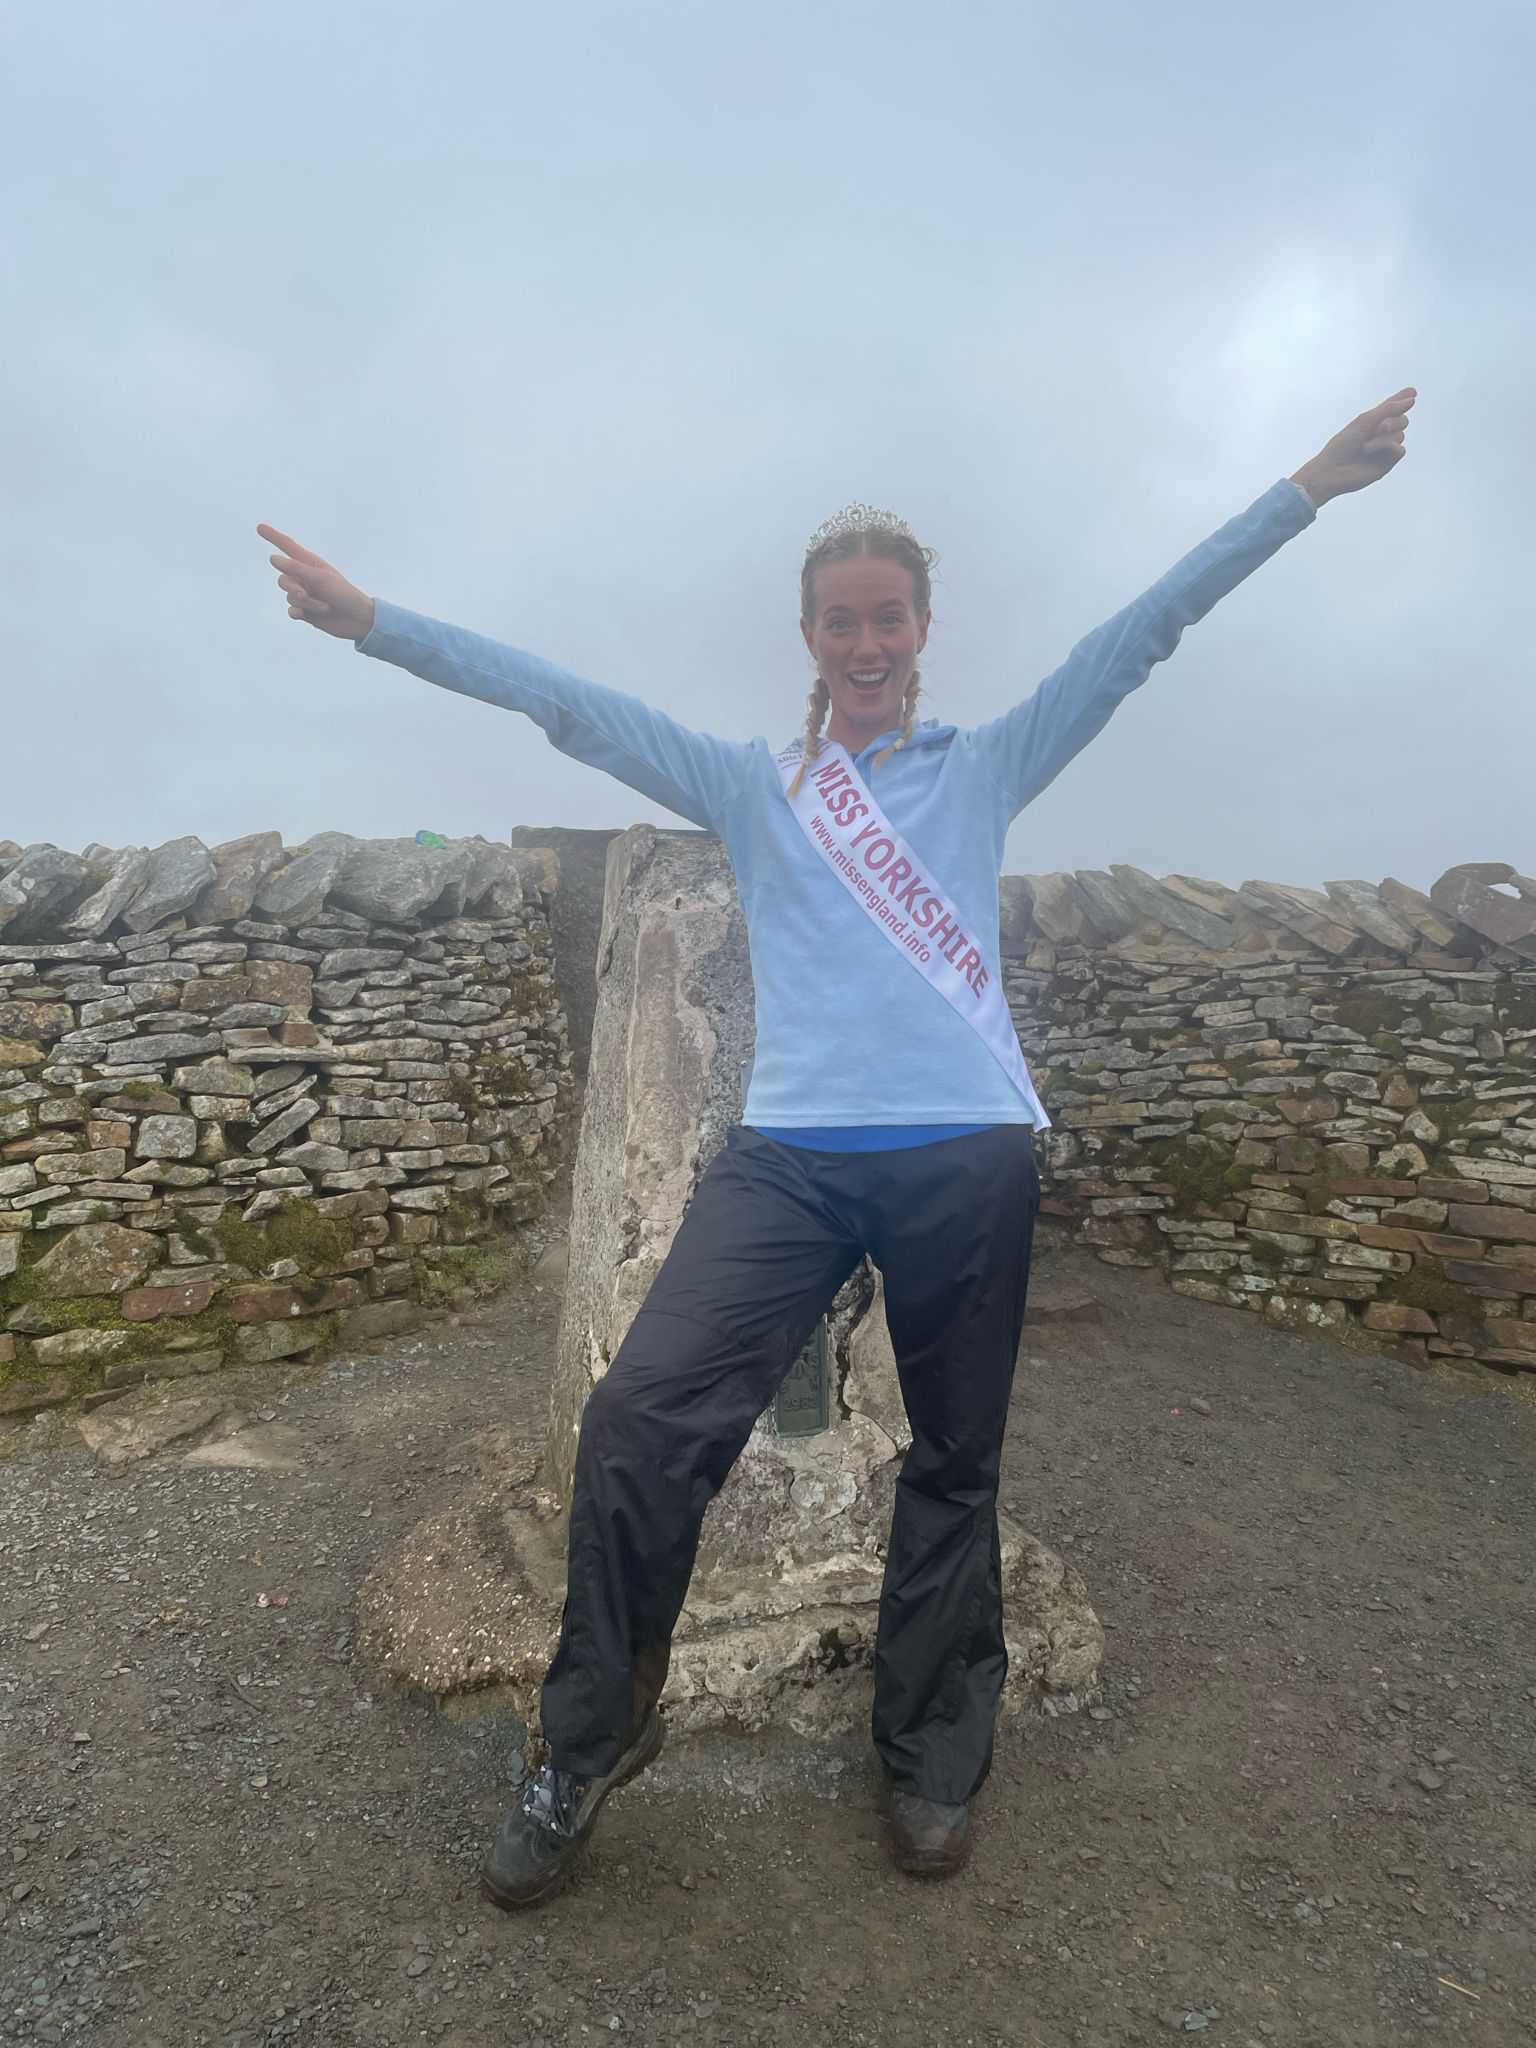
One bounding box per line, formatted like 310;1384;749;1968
774;740;1050;1129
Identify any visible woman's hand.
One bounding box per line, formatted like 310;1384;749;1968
1291;388;1416;508
257;524;376;642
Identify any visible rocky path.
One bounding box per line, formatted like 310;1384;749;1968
1;1234;1533;2047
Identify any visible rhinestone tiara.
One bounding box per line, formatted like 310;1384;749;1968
804;503;916;553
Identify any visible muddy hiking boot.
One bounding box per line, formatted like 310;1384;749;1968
479;1711;665;1911
887;1789;972;1879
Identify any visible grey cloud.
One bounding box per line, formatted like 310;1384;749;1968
1;1;1528;888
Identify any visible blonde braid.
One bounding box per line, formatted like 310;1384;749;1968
869;669;923;774
786;676;830;797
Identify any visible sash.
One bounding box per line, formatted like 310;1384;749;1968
774;740;1049;1128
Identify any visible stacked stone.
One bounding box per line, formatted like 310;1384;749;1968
0;832;571;1413
1001;862;1536;1376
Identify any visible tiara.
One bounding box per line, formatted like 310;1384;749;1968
804;503;916;553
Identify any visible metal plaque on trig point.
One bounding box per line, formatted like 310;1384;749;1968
774;1320;830;1436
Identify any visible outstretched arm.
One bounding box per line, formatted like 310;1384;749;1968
255;526;749;831
971;390;1416;818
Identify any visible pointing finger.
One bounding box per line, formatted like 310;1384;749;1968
257;523;326;567
1367;388;1417;421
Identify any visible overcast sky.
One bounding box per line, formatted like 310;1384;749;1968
4;2;1529;892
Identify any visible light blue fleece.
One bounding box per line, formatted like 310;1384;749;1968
357;479;1314;1129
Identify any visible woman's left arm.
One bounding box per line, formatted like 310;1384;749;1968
975;389;1416;818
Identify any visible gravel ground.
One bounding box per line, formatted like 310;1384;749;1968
1;1228;1533;2048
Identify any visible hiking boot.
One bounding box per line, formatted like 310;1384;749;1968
479;1710;665;1912
887;1789;972;1879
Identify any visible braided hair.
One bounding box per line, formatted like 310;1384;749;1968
789;506;935;798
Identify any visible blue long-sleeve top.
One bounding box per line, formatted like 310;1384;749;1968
358;479;1314;1130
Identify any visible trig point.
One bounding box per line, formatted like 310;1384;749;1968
362;827;1103;1737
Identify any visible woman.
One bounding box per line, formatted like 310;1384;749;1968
259;387;1414;1905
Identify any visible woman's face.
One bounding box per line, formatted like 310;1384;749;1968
801;555;929;748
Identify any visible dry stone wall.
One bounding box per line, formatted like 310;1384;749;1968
1002;862;1536;1376
0;832;572;1419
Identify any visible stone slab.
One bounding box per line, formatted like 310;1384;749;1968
78;1396;240;1465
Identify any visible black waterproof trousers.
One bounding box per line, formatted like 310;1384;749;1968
540;1123;1040;1805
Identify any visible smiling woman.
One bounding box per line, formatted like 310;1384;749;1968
791;504;936;792
254;384;1414;1907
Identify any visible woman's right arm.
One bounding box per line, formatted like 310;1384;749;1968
257;525;749;832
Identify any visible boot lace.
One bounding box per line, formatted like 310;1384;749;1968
518;1765;587;1841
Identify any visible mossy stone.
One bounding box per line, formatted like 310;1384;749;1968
212;1197;358;1278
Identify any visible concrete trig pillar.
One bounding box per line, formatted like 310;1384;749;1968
361;826;1103;1736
